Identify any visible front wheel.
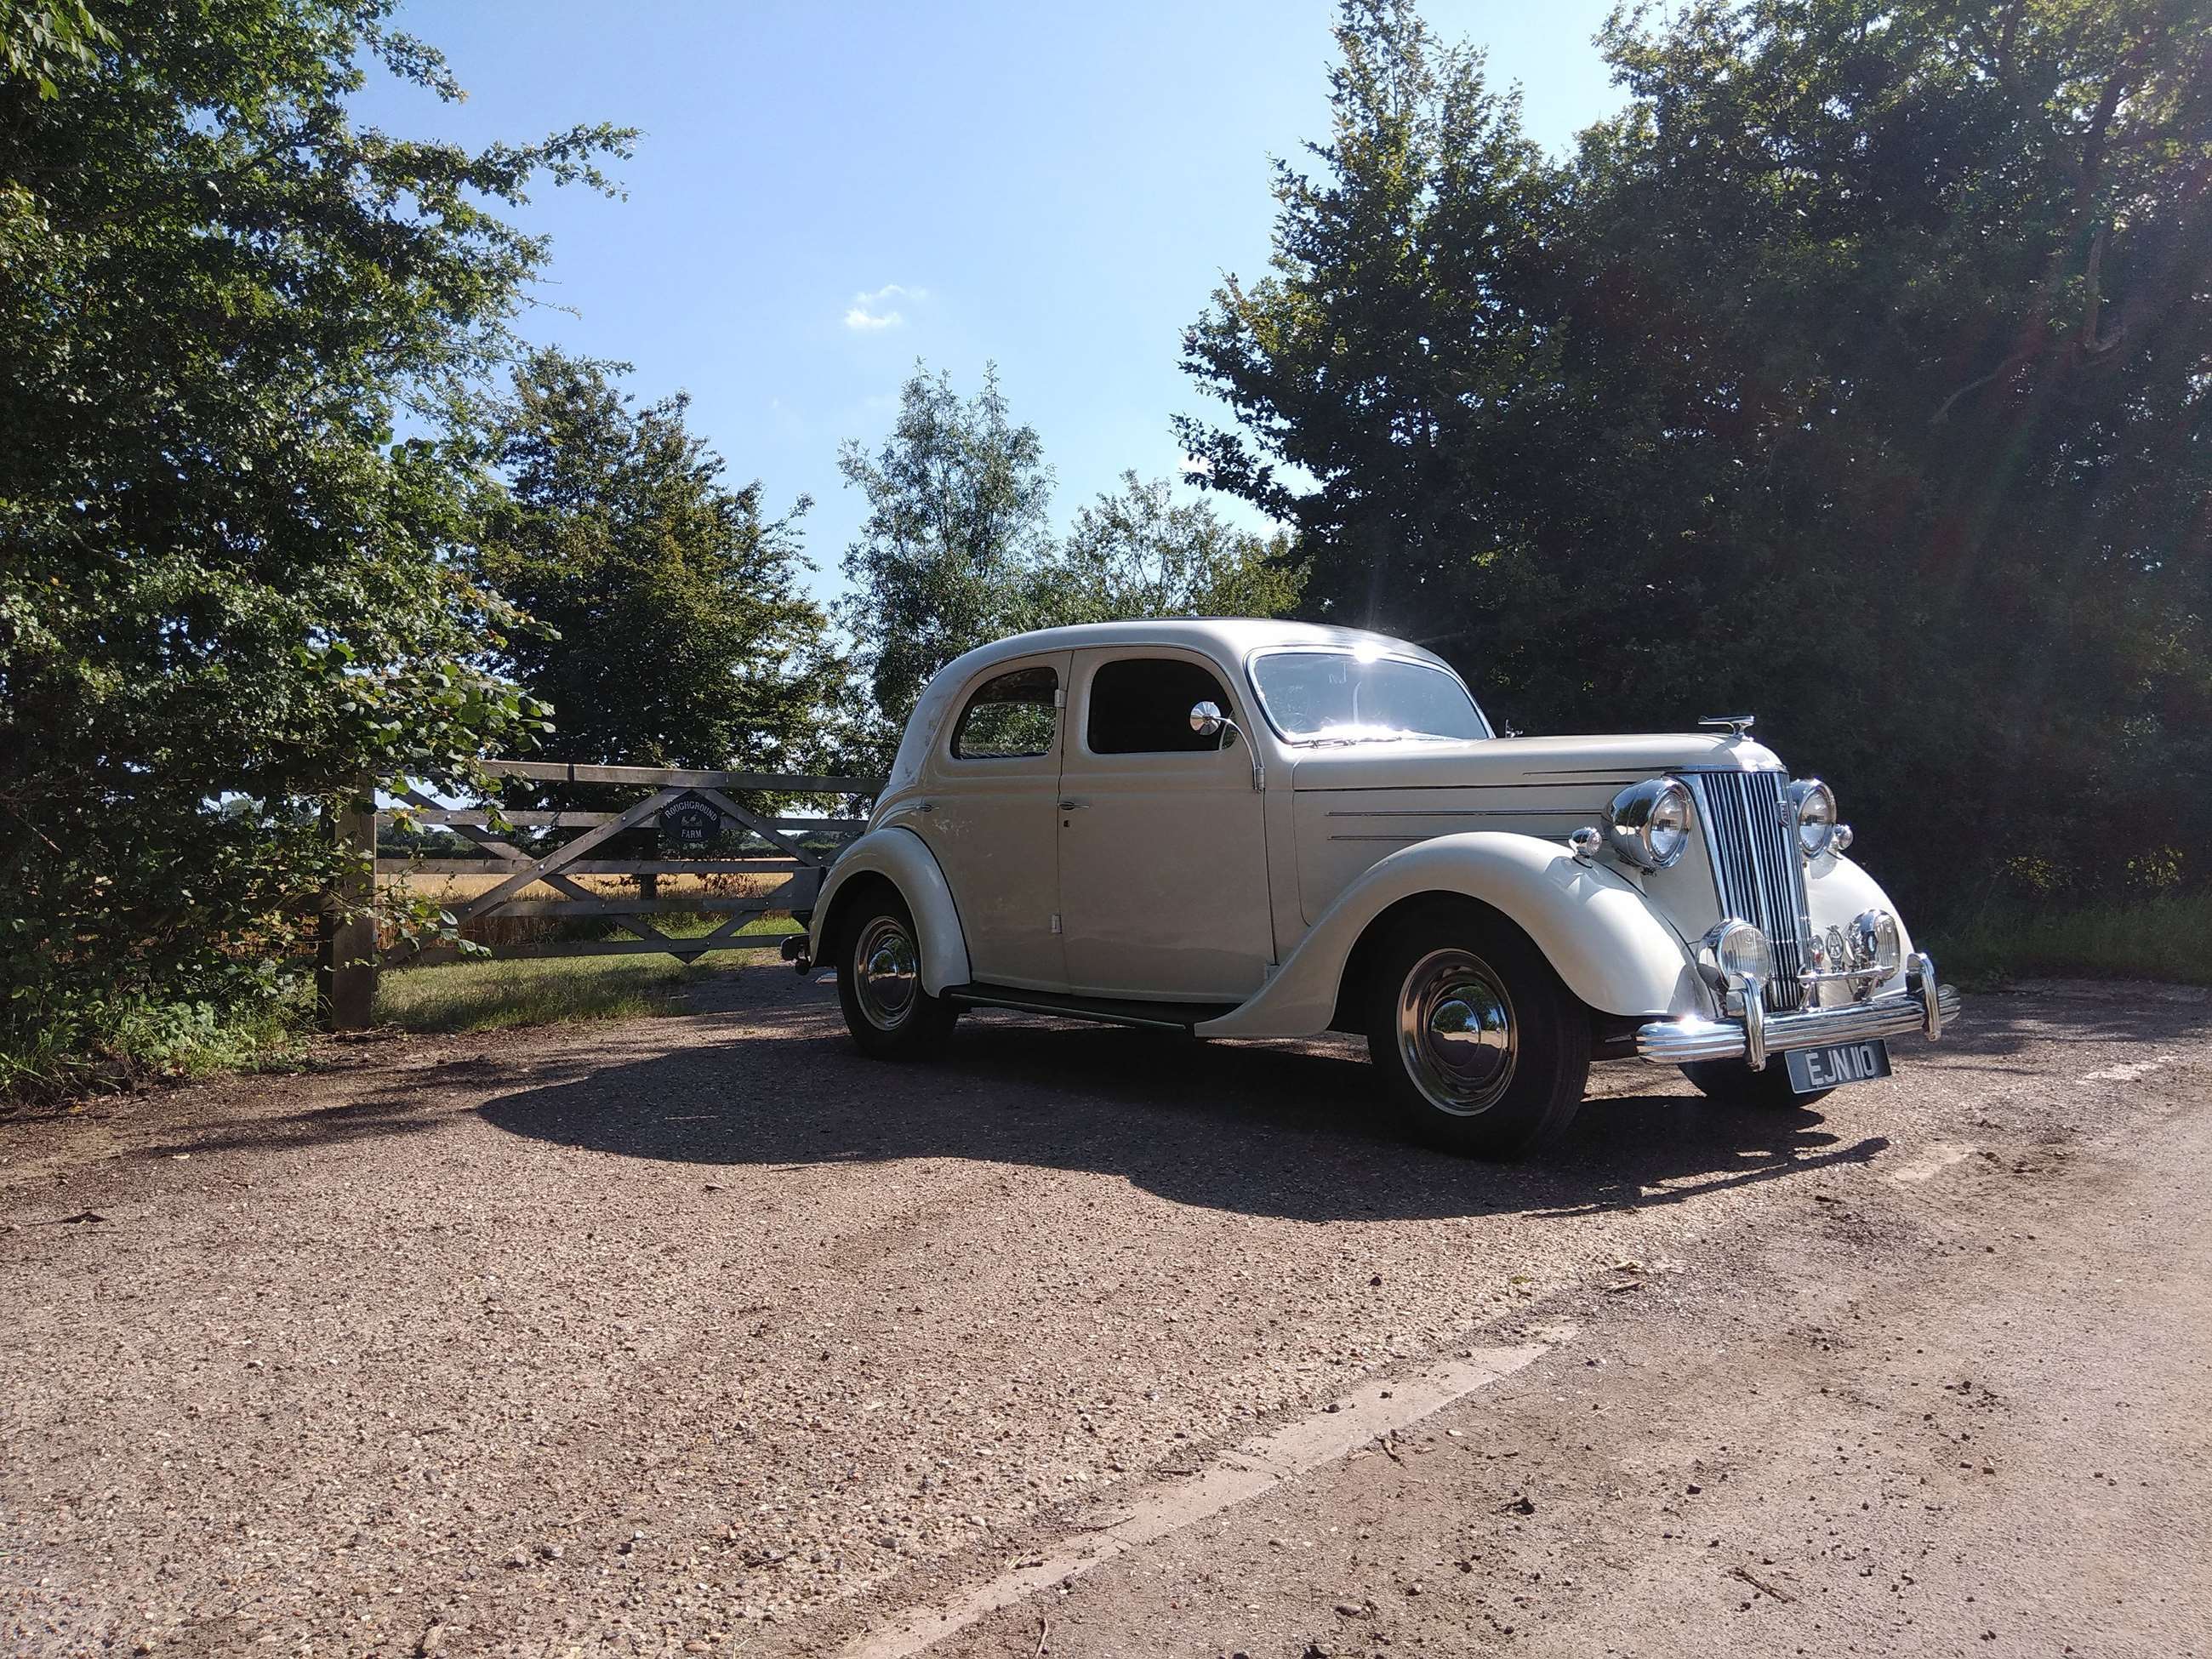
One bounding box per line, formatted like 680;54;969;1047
1365;900;1590;1158
835;891;957;1060
1679;1059;1828;1110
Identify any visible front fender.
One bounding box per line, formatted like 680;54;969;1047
808;826;972;995
1804;851;1916;1001
1195;832;1704;1040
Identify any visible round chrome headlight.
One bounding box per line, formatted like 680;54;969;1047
1704;919;1773;988
1851;909;1901;974
1607;777;1693;870
1787;778;1838;859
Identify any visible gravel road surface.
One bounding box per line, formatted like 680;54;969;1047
2;972;2205;1657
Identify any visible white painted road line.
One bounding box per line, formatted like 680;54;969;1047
2081;1056;2172;1084
838;1340;1560;1659
1887;1142;1974;1184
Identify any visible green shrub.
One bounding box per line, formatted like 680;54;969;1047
1929;892;2212;989
0;3;627;1108
0;979;308;1105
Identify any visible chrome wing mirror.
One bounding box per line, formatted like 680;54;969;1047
1189;700;1264;792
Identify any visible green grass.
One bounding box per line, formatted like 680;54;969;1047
373;916;801;1035
650;914;802;941
3;918;808;1104
374;955;711;1034
1927;890;2212;988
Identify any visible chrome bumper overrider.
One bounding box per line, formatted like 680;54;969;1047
1637;951;1960;1067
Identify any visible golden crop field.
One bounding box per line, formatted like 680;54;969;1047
389;869;794;904
381;869;805;951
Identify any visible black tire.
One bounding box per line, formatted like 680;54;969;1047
1364;898;1590;1158
1679;1059;1829;1110
835;888;958;1060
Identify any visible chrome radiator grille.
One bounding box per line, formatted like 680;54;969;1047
1690;771;1811;1011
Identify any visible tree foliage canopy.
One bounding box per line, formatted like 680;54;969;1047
835;364;1057;746
1051;472;1304;629
1182;0;2212;911
0;0;628;1086
469;349;842;778
838;365;1303;758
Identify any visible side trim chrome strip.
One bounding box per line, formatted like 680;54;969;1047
1324;807;1607;818
946;991;1195;1032
1294;780;1643;794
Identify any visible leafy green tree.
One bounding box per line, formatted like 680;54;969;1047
0;0;105;95
1040;471;1305;625
1183;0;2212;911
1572;0;2212;904
837;368;1310;757
835;363;1057;750
1177;0;1567;647
0;1;629;1092
470;349;843;776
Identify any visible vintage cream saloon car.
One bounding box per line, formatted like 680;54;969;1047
796;620;1959;1155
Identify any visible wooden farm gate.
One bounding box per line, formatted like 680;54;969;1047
322;760;877;1029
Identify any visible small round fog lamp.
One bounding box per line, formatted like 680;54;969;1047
1705;919;1773;988
1852;909;1901;974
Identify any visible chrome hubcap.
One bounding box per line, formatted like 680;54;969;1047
1396;949;1517;1116
852;915;919;1031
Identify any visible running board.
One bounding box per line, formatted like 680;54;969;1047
946;985;1237;1034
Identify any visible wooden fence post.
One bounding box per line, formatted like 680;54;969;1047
317;779;379;1031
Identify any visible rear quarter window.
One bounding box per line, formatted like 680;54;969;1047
951;665;1059;759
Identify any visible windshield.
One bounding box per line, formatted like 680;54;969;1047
1249;650;1490;744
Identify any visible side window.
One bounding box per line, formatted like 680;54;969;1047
1086;657;1236;755
951;665;1058;760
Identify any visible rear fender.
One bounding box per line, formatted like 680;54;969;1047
808;826;972;995
1195;832;1704;1040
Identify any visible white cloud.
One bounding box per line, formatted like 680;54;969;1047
843;282;926;332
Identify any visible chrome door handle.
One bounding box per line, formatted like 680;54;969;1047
1058;799;1087;812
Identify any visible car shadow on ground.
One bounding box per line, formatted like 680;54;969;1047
470;990;1899;1223
115;978;2190;1223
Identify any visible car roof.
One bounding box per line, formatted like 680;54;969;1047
881;619;1468;797
938;617;1451;675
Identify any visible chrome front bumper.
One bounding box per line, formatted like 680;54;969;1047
1637;951;1959;1068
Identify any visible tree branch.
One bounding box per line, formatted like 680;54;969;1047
1930;345;2039;425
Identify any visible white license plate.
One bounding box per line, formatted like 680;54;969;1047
1785;1038;1892;1094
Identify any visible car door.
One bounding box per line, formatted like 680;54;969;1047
1056;647;1274;1001
904;651;1071;992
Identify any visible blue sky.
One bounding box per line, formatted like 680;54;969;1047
359;0;1624;604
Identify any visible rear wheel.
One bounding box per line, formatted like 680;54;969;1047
1680;1059;1829;1110
1365;900;1589;1158
835;891;957;1060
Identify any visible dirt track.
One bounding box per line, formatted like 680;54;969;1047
2;972;2206;1657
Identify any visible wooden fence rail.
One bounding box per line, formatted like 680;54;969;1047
322;761;878;1030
